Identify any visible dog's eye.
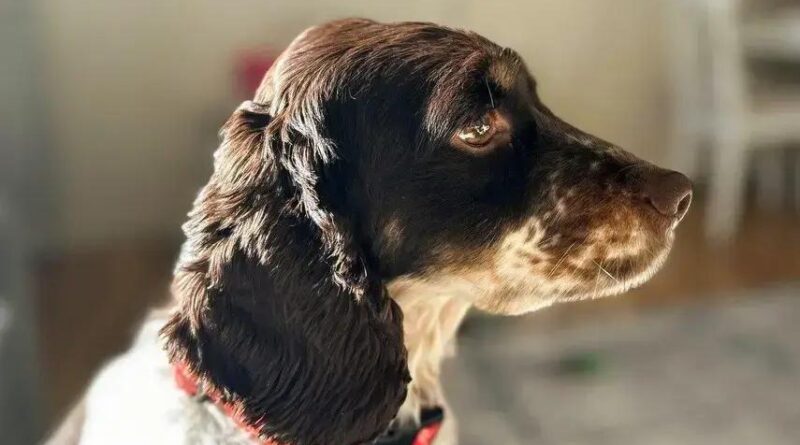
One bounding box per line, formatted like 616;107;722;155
457;114;496;147
452;110;510;153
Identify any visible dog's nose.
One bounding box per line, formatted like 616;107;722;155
641;170;693;221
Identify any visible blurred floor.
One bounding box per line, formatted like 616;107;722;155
449;285;800;445
36;199;800;432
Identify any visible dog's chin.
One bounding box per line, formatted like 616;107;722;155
561;233;674;303
477;228;676;316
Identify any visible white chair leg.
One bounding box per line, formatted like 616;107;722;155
663;0;705;177
706;0;749;242
706;141;748;241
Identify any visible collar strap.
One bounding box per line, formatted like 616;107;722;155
173;362;278;444
173;362;444;445
374;407;444;445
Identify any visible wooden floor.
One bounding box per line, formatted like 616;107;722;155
37;241;176;424
35;201;800;429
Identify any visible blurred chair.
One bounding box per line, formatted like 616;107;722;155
667;0;800;241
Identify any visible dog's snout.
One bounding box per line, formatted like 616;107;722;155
641;170;693;221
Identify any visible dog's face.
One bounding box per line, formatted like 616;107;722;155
164;19;692;445
290;20;692;315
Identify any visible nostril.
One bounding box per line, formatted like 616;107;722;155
642;170;693;220
675;191;692;220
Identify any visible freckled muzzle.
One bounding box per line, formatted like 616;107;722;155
484;141;694;311
545;156;692;296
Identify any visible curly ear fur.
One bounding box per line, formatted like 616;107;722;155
161;95;409;445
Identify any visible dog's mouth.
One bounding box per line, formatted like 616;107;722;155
479;190;687;314
561;200;687;301
558;227;676;302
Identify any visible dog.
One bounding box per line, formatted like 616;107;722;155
47;18;692;445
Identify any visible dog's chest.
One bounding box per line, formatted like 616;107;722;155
79;317;256;445
78;315;452;445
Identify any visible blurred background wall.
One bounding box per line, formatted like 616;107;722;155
40;0;671;247
1;0;799;443
1;1;46;443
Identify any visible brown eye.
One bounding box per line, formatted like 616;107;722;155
457;115;496;146
451;109;511;154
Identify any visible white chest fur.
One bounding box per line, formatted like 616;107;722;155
79;318;255;445
389;276;472;445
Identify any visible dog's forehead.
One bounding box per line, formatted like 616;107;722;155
487;49;525;92
263;20;535;143
420;46;529;140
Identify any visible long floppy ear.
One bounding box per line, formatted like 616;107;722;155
161;100;409;445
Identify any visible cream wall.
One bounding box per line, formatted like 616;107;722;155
38;0;672;248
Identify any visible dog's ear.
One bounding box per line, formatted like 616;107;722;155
161;100;409;445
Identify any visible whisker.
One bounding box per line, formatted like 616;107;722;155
535;233;559;249
485;77;495;109
593;259;619;282
547;242;576;278
592;263;602;300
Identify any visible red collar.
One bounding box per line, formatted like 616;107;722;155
173;362;278;444
376;408;444;445
173;363;443;445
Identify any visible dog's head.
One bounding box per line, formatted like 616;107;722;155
163;19;691;445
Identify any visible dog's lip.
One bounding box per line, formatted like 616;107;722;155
568;240;672;299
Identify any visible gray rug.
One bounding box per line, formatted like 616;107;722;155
444;286;800;445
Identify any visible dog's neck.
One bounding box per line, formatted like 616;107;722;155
387;276;472;423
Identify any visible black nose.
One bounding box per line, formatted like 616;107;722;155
641;170;693;221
